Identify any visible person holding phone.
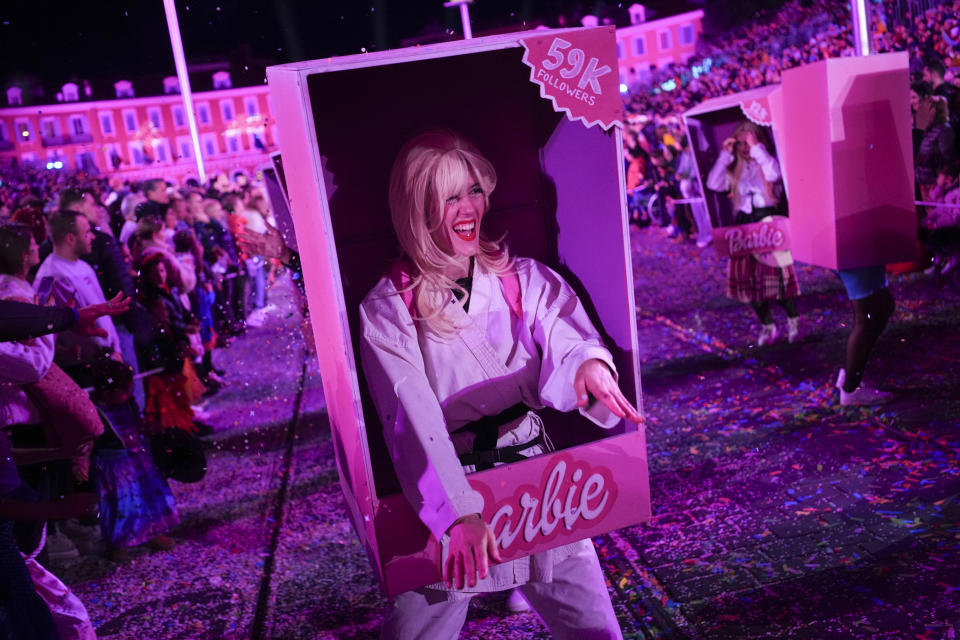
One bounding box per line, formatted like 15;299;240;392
707;121;804;346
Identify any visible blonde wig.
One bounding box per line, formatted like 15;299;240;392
388;130;512;335
727;121;778;211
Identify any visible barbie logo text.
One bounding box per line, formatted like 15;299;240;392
725;224;785;255
488;459;614;551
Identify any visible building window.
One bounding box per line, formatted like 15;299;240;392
201;133;218;157
41;119;59;140
62;83;79;102
147;107;163;130
173;106;185;128
177;137;192;159
103;144;123;169
114;80;134;98
76;152;97;171
7;87;22;106
658;30;673;51
128;141;145;165
123;110;138;132
163;76;180;94
154;140;169;163
196;103;210;125
244;96;260;117
212;71;232;89
679;24;695;46
99;113;114;135
224;133;240;153
634;37;646;55
616;42;624;59
15;121;31;142
69;116;86;136
220;100;235;123
0;122;8;143
248;129;266;151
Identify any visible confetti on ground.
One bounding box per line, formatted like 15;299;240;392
55;226;960;639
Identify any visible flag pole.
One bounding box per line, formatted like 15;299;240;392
162;0;206;183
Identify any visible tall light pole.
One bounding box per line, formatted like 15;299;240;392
162;0;206;183
850;0;871;56
444;0;474;39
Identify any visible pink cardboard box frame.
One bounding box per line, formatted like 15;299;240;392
683;84;788;230
779;52;916;270
266;27;650;598
683;53;916;270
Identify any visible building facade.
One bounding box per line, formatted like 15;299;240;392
0;78;278;184
615;9;705;87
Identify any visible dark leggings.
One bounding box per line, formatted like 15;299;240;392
843;287;895;392
750;299;799;324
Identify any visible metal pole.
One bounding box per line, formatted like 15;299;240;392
443;0;474;39
851;0;871;56
162;0;206;183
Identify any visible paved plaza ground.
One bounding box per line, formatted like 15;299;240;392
59;224;960;639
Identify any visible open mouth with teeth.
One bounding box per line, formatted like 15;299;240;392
452;220;477;242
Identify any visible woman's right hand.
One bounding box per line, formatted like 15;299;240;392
444;513;503;589
722;137;737;154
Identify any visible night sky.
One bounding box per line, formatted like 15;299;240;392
0;0;689;90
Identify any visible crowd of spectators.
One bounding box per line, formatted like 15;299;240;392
620;0;960;278
0;162;287;636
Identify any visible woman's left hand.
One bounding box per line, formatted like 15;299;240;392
574;359;643;423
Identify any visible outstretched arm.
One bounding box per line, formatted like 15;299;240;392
574;358;643;423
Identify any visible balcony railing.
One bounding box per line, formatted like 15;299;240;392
41;134;67;147
41;132;93;147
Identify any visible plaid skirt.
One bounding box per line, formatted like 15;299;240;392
727;255;801;303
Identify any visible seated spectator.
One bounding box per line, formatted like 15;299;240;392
33;210;123;385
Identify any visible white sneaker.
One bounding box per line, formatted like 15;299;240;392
787;316;803;343
836;369;846;391
941;256;959;276
840;384;893;406
245;309;266;328
506;588;530;613
696;237;713;248
192;405;212;421
757;323;777;346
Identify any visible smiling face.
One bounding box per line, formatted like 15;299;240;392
432;175;485;262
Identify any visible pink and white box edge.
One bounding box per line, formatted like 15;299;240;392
266;27;651;598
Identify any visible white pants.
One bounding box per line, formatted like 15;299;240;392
680;178;713;244
380;542;623;640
